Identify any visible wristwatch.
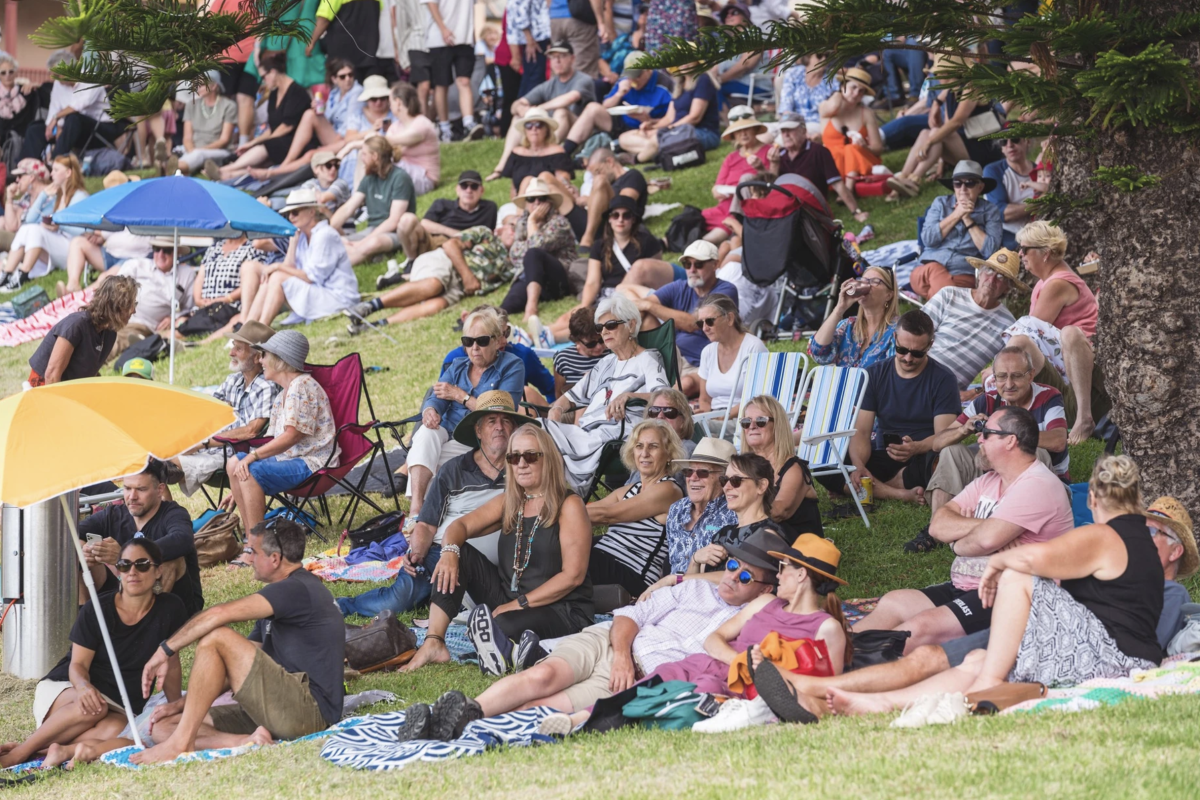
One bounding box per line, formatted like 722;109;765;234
159;639;175;658
517;594;529;609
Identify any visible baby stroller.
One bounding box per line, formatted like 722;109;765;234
737;174;858;339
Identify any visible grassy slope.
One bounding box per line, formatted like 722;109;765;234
2;142;1198;799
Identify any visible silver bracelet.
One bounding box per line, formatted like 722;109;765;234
441;544;461;557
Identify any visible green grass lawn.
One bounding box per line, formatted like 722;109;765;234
2;139;1198;798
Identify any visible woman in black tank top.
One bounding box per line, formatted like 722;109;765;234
966;455;1164;693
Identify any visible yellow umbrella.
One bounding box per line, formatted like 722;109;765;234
0;378;237;747
0;378;234;507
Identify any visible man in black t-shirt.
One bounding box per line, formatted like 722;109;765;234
132;519;345;764
80;462;204;616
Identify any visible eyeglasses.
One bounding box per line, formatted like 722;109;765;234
895;345;928;359
646;405;681;420
681;467;715;479
459;182;482;191
993;370;1030;382
505;450;543;465
978;427;1017;440
116;558;157;573
335;71;354;80
524;122;547;130
952;179;981;188
610;211;633;221
1147;515;1182;545
859;277;886;286
0;70;15;76
682;261;708;271
739;416;773;429
461;335;493;348
725;558;776;586
697;316;721;328
719;475;749;488
1017;245;1045;254
594;320;626;334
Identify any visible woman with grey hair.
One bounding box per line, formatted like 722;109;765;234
0;50;37;143
544;294;671;490
176;70;238;175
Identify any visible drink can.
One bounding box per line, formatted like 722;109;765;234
859;476;874;505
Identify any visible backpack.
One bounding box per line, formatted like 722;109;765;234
568;0;597;24
82;148;129;176
664;205;705;254
113;334;167;372
655;127;706;172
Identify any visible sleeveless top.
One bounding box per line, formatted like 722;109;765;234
775;457;825;540
1031;269;1098;340
1060;514;1164;664
499;500;594;615
728;598;831;652
593;476;677;586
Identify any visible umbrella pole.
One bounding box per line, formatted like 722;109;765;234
57;494;145;750
169;229;178;385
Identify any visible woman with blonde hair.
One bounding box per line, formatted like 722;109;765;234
2;154;88;291
740;395;823;539
402;425;594;677
808;266;898;368
587;420;685;596
26;275;138;385
966;455;1165;692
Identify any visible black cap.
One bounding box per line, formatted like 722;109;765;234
546;39;574;54
458;170;483;185
607;195;639;217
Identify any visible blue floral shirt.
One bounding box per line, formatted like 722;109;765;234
665;494;738;574
506;0;552;43
779;69;840;128
807;317;898;369
421;350;526;433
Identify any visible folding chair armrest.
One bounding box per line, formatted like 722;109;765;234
213;435;273;454
800;428;857;445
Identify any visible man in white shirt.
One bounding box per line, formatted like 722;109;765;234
105;238;197;361
21;52;125;160
422;0;484;141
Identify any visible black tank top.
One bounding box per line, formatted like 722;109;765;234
1060;514;1164;664
775;457;825;540
497;501;594;616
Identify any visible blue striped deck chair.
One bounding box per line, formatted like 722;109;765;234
797;365;871;527
696;351;809;446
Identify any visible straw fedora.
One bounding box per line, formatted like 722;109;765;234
358;74;391;102
769;533;848;586
843;67;875;98
519;107;559;145
967;248;1030;292
1147;496;1198;579
148;236;193;256
453;390;539;447
721;114;767;140
672;436;736;467
280;188;324;215
514;177;563;209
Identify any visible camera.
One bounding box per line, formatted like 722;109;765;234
972;419;987;433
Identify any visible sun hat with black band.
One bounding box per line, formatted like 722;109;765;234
966;247;1030;292
842;67;876;98
671;436;736;468
938;159;997;192
453;389;539;447
769;533;848;587
725;527;791;574
253;330;311;373
280;188;324;215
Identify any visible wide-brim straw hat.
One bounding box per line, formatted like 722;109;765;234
671;436;736;467
967;247;1030;292
514;177;563;209
722;116;768;140
769;533;848;586
358;74;391;101
843;67;876;98
280;188;323;215
520;107;559;145
453;390;539;447
1147;496;1198;579
254;330;310;373
148;236;193;256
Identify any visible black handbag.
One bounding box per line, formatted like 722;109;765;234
345;609;419;672
113;334;167;372
340;510;406;553
847;629;910;671
568;0;596;24
177;302;238;336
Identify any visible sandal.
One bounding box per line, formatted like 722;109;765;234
903;526;942;554
485;169;502;182
750;659;818;725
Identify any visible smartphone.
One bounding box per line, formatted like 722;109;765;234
86;533;102;545
883;433;904;447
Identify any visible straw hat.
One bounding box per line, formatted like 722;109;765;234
453;390;539;447
671;436;736;467
722;114;767;140
519;107;559;145
1147;496;1198;579
696;3;718;25
148;236;193;256
843;67;875;98
358;74;391;102
769;533;848;586
280;188;323;215
514;177;563;209
254;330;310;373
967;248;1030;292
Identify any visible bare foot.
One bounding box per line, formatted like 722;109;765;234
826;688;897;716
914;486;926;506
130;738;189;765
1067;415;1095;446
400;638;451;672
42;742;82;769
248;167;272;180
244;727;275;747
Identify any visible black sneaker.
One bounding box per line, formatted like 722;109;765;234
513;630;546;671
395;702;433;741
903;525;942;554
429;690;484;742
466;604;513;676
375;260;409;290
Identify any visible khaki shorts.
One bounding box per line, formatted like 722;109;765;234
546;623;620;711
208;648;328;740
409;249;465;307
33;680;121;727
410;225;450;259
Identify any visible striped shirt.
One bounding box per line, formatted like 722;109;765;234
958;384;1070;478
553;346;606;390
924;287;1016;389
592;477;675;587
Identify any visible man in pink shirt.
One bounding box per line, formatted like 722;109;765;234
854;406;1074;651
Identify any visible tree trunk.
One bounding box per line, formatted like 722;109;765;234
1053;11;1200;519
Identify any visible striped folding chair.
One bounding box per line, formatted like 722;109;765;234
796;365;871;528
696;351;809;447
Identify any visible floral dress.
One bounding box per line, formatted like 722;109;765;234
267;373;339;472
645;0;699;54
807;317;897;368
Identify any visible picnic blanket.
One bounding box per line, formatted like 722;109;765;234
843;598;877;625
413;623;477;662
321;706;560;771
307;556;406;583
0;289;92;348
1003;657;1200;715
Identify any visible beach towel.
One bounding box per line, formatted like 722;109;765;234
0;290;92;348
1003;657;1200;715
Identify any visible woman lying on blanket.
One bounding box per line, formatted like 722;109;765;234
401;425;595;677
0;538;186;769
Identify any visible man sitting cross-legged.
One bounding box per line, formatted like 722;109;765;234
336;393;526;618
853;407;1073;652
130;519;344;764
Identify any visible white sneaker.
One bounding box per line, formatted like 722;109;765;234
538;326;556;349
692;696;777;733
890;692;966;729
890;693;942;728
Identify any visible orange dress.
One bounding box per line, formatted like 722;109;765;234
823;120;882;178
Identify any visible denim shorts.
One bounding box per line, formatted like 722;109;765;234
236;453;313;494
696;127;721;151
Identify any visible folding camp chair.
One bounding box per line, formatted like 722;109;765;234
796;365;871;528
694;351;809;443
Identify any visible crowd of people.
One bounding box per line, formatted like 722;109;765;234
5;0;1195;774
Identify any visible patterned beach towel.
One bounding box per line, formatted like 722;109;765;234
0;290;92;348
307;556;405;582
1003;657;1200;715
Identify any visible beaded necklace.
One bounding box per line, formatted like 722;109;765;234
511;495;542;593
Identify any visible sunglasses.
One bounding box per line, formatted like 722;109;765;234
1017;245;1045;254
719;475;752;488
978;427;1017;440
578;338;602;349
952;179;981;188
681;467;715;479
646;405;681;420
594;320;626;334
0;70;15;76
1147;514;1182;545
505;450;543;465
682;261;708;271
1001;138;1023;145
116;558;157;573
739;416;773;429
697;316;721;328
526;196;551;204
725;558;776;586
335;71;354;80
459;182;482;191
152;246;174;254
895;345;928;359
524;122;548;130
285;208;308;219
319;160;341;169
610;211;633;221
368;96;389;102
461;335;494;348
